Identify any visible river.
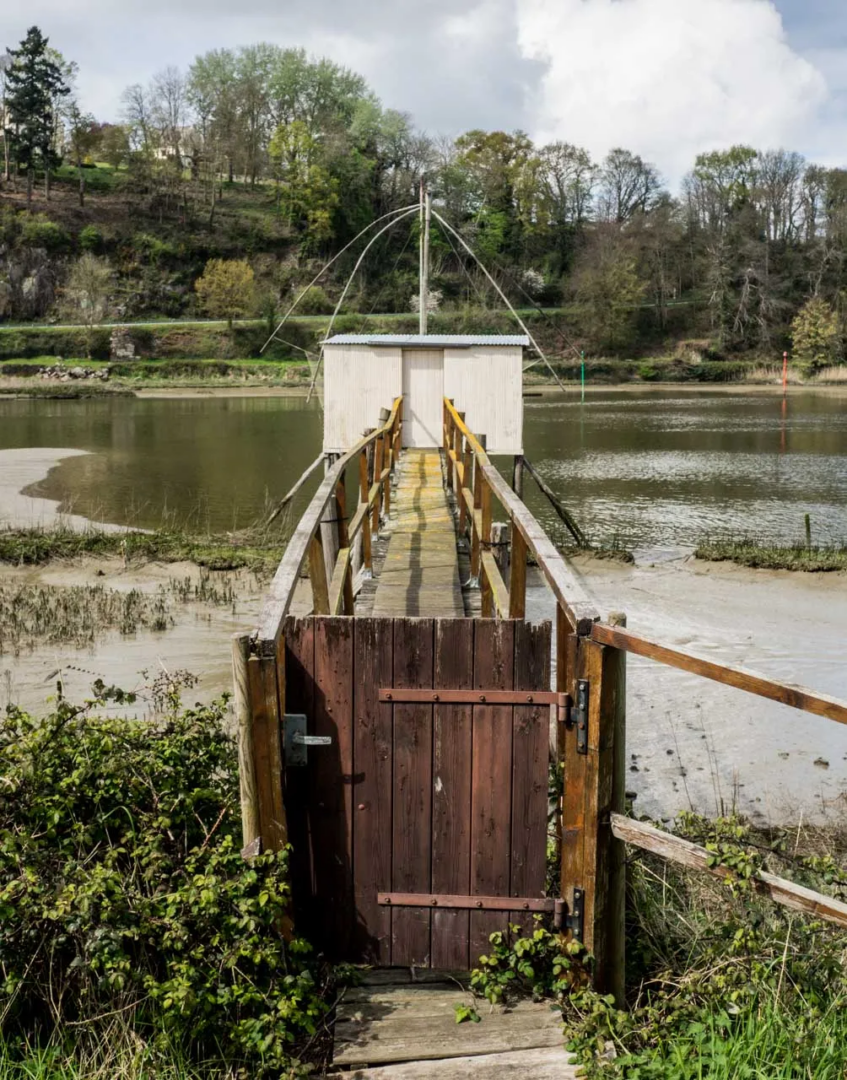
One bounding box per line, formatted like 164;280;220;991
1;386;845;824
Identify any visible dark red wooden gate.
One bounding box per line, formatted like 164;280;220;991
282;615;552;968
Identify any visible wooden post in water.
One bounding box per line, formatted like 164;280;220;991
512;454;525;499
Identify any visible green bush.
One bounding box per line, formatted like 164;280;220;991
133;233;180;265
0;689;326;1075
295;284;333;315
20;215;70;253
79;224;104;253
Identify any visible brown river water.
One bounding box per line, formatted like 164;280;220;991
0;387;845;823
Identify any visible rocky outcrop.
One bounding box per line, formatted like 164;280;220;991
110;327;136;360
0;246;59;319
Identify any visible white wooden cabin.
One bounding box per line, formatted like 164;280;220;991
322;334;527;454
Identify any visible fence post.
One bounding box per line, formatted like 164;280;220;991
359;443;373;574
480;460;493;617
309;533;330;615
233;632;260;851
509;525;527;619
459;439;472;537
578;617;626;1005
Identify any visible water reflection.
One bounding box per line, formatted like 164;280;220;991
0;389;845;546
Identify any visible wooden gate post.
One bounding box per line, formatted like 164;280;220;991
560;615;626;1006
232;633;289;859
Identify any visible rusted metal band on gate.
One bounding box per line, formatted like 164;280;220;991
378;892;559;914
378;688;569;707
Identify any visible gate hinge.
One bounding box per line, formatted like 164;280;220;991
558;680;589;755
564;887;585;941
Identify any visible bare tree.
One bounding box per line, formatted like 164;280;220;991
597;148;663;223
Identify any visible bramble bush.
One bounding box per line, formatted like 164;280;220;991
0;686;326;1076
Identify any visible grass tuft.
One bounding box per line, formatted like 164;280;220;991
695;537;847;572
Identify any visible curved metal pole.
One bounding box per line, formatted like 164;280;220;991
260;203;419;354
306;206;420;403
431;210;569;394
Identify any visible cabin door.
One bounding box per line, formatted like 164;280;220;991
402;349;443;448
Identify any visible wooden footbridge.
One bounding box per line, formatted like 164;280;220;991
233;394;847;1078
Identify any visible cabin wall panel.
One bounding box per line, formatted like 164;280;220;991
323;345;403;452
443;346;523;454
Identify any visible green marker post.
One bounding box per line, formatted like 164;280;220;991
581;350;585;403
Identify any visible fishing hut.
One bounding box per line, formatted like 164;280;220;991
232;189;847;1077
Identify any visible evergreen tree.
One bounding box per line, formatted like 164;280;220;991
5;26;69;207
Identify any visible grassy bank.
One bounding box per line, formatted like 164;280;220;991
696;538;847;571
0;526;287;573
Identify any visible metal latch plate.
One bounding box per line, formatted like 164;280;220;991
575;680;589;755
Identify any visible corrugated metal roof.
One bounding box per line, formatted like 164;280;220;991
323;334;529;348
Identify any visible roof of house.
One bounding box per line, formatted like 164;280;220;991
322;334;529;348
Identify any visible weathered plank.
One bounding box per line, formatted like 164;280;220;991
329;547;353;616
392;619;435;966
246;654;287;853
331;1045;578;1079
282;617;315;934
611;814;847;931
312;618;355;958
334;1004;564;1065
592;623;847;726
432;620;474;971
510;621;551;935
471;620;515;960
352;619;394;964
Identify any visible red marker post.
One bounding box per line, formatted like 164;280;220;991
782;351;788;395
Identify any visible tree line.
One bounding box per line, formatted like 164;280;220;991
2;25;847;363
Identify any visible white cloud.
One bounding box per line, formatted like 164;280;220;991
516;0;829;183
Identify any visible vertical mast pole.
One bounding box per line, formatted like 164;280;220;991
419;178;426;335
422;190;432;335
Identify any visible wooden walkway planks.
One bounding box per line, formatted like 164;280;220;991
371;450;464;619
332;973;576;1077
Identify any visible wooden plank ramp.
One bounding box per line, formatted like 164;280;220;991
371;450;465;619
331;970;577;1078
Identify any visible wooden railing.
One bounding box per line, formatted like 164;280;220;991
443;395;847;998
255;397;403;651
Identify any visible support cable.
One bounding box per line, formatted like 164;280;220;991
430;210;570;393
306;206;420;403
260;203;419;354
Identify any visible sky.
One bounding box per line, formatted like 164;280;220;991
1;0;846;186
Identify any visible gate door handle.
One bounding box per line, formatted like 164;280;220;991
284;715;333;767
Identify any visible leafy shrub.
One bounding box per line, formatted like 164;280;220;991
638;362;660;381
294;284;333;315
790;296;841;372
133;233;180;265
20;214;70;253
79;224;104;253
0;689;326;1075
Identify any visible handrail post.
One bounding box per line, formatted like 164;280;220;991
309;533;330;615
359;446;373;574
470;433;485;584
444;399;454;490
335;478;354;615
454;412;464;493
459;438;472;536
508;524;527;619
372;434;385;535
480;462;492;617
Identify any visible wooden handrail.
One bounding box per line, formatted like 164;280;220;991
612;814;847;931
593;623;847;726
256;397;402;652
443;397;601;633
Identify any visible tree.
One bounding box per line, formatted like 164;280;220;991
62;254;112;355
65;101;98;206
0;50;12;183
4;26;70;207
597;149;663;223
194;259;255;327
791;297;840;372
575;228;646;351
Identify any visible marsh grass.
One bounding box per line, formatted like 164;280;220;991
695;537;847;572
0;526;287;574
0;572;240;655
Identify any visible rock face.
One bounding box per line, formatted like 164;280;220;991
110;327;136;360
0;247;58;319
38;365;110;381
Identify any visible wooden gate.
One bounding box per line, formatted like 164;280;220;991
282;615;552;968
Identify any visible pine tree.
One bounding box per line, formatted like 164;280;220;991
5;26;69;207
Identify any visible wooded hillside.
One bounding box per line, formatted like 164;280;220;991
2;27;847;367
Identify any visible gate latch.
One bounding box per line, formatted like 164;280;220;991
284;715;332;767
